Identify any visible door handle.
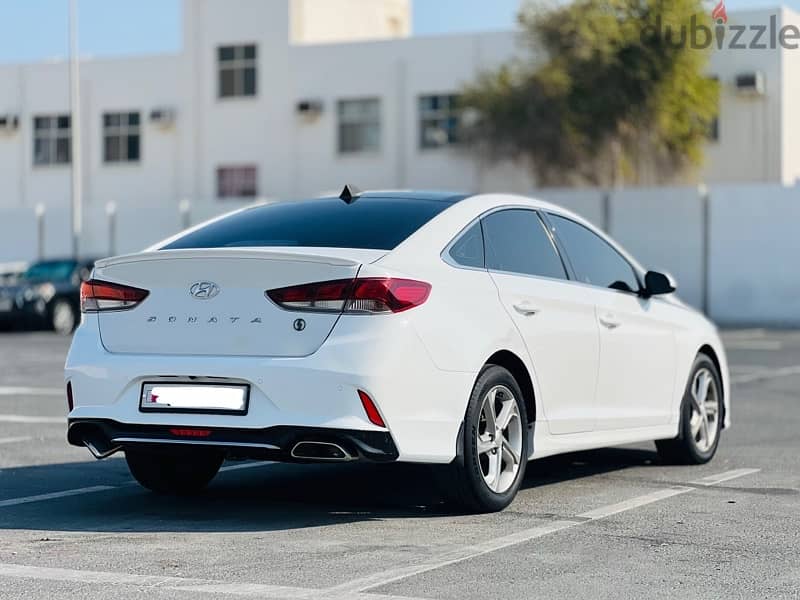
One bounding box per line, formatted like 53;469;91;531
599;313;622;329
513;302;540;316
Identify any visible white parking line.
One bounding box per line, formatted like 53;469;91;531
0;436;32;445
724;340;783;351
0;563;427;600
327;468;761;596
0;386;63;396
690;467;761;486
0;462;273;510
218;461;273;473
0;414;64;424
731;365;800;384
0;486;116;509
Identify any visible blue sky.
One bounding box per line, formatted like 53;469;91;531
0;0;795;63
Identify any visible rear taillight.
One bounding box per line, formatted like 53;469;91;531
80;280;149;313
266;278;431;314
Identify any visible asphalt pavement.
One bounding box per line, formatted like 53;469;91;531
0;330;798;599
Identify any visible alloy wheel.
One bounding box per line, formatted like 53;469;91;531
689;368;720;452
476;385;523;494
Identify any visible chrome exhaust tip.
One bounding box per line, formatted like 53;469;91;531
290;441;355;462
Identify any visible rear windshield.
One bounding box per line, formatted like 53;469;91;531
162;197;452;251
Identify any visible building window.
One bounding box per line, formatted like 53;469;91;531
217;165;258;199
103;112;141;163
709;116;720;142
338;98;381;153
419;94;461;149
33;115;71;166
218;44;257;98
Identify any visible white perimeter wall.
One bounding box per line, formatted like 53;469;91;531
2;182;800;326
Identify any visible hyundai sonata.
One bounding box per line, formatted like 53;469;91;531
65;189;729;512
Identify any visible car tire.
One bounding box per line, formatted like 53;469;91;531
125;449;224;495
441;365;529;513
51;299;77;335
656;354;723;465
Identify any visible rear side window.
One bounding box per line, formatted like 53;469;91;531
482;209;567;280
448;222;484;268
548;214;640;292
163;197;451;251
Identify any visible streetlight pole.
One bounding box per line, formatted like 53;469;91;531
69;0;83;258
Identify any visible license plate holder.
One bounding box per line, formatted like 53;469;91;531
139;382;249;415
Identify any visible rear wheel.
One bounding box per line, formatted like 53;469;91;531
656;354;723;464
51;299;77;335
125;448;224;494
442;365;528;513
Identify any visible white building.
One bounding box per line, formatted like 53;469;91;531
0;1;798;258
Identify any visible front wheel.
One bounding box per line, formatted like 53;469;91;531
442;365;528;513
125;449;224;495
656;354;723;464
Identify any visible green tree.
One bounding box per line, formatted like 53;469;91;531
461;0;720;187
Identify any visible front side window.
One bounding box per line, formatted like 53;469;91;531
448;222;484;268
548;214;640;292
217;165;258;199
218;44;257;98
103;112;141;163
338;98;381;153
33;115;71;166
419;94;461;149
482;209;567;280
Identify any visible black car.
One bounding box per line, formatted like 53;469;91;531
0;259;96;335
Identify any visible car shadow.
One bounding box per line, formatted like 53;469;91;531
0;445;661;533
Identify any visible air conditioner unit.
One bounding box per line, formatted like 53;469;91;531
149;107;176;128
735;72;765;96
0;114;19;133
296;99;323;118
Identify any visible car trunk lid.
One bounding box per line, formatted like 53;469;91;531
93;248;385;357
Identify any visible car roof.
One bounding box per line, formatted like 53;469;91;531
353;190;471;203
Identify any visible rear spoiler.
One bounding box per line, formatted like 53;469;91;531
94;248;386;270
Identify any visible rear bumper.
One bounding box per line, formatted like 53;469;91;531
67;418;399;462
65;313;475;463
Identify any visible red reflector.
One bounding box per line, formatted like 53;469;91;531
66;381;74;412
358;390;386;428
81;279;149;313
168;428;212;438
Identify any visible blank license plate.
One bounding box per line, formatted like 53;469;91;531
0;299;12;312
140;383;249;414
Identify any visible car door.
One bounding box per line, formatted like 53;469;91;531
547;214;677;430
482;209;600;435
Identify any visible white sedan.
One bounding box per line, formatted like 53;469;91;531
65;189;730;512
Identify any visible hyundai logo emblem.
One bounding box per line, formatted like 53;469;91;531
189;281;220;300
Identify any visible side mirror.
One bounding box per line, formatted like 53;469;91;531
644;271;677;297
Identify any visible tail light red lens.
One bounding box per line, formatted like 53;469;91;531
266;278;431;314
80;280;149;313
